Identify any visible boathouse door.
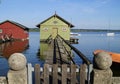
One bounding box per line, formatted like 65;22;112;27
52;28;58;39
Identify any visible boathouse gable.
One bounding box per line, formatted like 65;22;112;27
40;16;69;26
37;14;74;41
0;20;29;41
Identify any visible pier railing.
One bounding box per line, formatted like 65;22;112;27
28;63;88;84
56;35;93;84
27;35;93;84
57;35;92;65
45;35;52;43
2;45;115;84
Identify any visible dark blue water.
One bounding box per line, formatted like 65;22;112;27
0;32;120;76
23;32;44;65
73;32;120;65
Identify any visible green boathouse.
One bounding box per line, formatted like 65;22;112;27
36;13;74;41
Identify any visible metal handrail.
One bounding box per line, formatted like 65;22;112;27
57;35;92;65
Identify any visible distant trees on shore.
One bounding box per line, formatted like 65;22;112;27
29;28;120;32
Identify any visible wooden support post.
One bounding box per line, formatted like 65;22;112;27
62;64;67;84
53;64;58;84
80;64;87;84
27;63;33;84
70;64;76;84
35;64;40;84
44;64;49;84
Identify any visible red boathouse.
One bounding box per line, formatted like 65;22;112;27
0;20;29;41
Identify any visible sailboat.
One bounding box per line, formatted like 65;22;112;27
106;19;115;36
107;32;115;36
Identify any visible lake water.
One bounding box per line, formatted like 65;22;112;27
73;32;120;65
0;32;120;76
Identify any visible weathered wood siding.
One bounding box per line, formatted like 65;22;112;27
33;64;88;84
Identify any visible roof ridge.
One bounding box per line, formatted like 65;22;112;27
36;13;74;28
0;20;29;30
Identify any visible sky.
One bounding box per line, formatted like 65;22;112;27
0;0;120;29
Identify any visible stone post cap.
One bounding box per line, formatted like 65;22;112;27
94;51;112;70
8;53;27;71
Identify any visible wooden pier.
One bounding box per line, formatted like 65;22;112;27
40;34;82;65
1;35;120;84
34;34;93;83
70;37;79;44
44;38;73;65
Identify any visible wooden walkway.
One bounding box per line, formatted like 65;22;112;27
44;38;73;65
40;34;91;65
33;35;93;84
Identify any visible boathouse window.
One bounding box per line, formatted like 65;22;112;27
53;21;58;24
0;29;2;33
43;28;48;31
62;28;67;31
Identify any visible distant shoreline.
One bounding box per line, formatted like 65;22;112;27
71;29;120;32
29;28;39;32
29;28;120;32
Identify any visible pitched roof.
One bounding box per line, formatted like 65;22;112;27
36;14;74;28
0;20;29;30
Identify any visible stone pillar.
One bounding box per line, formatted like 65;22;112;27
0;77;7;84
93;51;113;84
7;53;27;84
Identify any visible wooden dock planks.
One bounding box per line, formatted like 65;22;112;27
43;38;71;65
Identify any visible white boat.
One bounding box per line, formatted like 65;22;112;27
106;19;115;36
107;32;115;36
70;32;81;36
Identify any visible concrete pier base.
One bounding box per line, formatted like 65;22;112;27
0;77;7;84
7;68;27;84
7;53;27;84
93;68;112;84
93;51;113;84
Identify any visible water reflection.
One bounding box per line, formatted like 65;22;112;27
37;42;49;61
0;40;29;59
38;41;73;64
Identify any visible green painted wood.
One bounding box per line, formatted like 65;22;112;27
39;15;72;40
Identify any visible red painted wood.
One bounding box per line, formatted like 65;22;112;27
0;21;28;40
